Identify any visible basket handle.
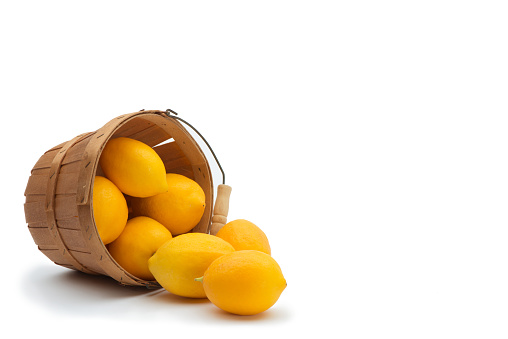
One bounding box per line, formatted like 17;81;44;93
210;184;232;235
164;109;232;234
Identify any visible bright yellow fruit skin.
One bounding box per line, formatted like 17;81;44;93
216;219;271;255
202;250;286;315
99;137;168;198
92;176;128;245
148;233;235;298
108;216;172;280
131;173;206;235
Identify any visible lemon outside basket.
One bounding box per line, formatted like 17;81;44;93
23;110;231;288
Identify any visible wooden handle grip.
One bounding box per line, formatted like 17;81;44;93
210;184;232;235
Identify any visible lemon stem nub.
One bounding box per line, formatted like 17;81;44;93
195;276;204;283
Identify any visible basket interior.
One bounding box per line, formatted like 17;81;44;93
93;114;213;235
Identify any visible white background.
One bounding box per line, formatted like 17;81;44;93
2;1;508;338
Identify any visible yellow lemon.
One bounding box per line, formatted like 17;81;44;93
131;173;206;235
108;216;172;281
99;137;168;198
92;176;128;245
216;219;271;255
198;250;286;315
148;233;234;298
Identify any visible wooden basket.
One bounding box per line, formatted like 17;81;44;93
24;110;219;288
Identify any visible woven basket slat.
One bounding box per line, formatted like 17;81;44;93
120;123;169;147
59;161;82;174
154;142;193;174
61;137;92;165
33;149;61;170
58;228;88;250
108;118;162;141
24;199;46;224
24;174;48;196
54;195;79;222
28;226;53;246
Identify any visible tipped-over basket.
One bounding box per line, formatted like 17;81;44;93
24;110;230;288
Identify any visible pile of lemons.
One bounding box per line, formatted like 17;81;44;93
92;137;286;316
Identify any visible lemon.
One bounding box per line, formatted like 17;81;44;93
108;216;172;281
198;250;286;315
216;219;271;255
92;176;128;245
148;233;234;298
131;173;206;235
99;137;168;198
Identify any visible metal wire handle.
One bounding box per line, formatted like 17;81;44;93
164;108;226;185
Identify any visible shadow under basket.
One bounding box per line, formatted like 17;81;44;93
24;110;215;288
